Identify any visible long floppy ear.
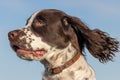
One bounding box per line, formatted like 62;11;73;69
63;16;119;63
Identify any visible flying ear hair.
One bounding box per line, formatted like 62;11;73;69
66;16;119;63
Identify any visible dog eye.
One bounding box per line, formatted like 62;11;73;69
37;16;46;23
32;17;46;27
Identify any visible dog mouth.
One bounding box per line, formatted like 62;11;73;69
12;45;46;60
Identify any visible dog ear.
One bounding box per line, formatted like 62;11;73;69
61;17;81;51
63;16;119;63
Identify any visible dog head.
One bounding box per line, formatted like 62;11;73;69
8;9;119;62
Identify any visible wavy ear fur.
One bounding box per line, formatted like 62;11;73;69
64;16;119;63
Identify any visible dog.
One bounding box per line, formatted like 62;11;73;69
8;9;119;80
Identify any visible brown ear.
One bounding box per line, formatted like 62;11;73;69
86;29;119;62
63;16;119;63
61;17;82;51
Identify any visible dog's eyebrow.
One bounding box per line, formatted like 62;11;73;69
26;10;41;26
37;16;47;22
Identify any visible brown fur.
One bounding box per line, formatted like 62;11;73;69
64;15;119;62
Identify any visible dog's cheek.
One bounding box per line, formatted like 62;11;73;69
43;34;70;49
56;36;70;49
53;34;69;50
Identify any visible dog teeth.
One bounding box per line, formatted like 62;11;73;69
35;51;44;56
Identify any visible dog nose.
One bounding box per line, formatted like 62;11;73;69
8;30;20;40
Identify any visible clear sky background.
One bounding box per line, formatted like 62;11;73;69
0;0;120;80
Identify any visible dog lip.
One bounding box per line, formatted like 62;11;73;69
12;45;46;56
16;48;46;57
12;45;20;52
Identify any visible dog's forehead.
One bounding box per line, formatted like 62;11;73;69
26;9;67;28
26;10;41;27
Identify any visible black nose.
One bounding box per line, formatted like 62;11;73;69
8;30;20;40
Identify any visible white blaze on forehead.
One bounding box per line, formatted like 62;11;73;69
26;10;41;27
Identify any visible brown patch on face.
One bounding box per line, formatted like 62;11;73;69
31;9;72;49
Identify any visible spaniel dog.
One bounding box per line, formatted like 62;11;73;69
8;9;119;80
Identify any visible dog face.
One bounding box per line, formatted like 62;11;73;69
8;9;78;61
8;9;119;62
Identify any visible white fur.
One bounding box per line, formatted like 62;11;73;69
18;10;96;80
18;28;96;79
43;43;96;80
20;27;51;51
26;10;41;27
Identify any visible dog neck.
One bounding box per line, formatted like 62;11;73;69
41;43;79;74
41;43;96;80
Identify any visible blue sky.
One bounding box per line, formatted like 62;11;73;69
0;0;120;80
